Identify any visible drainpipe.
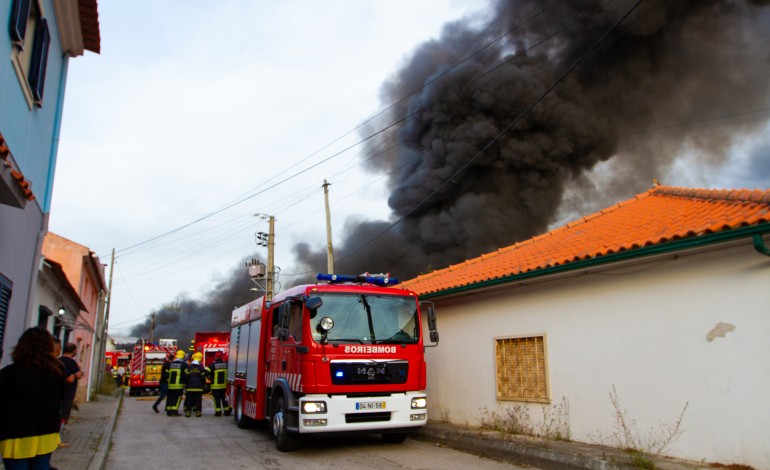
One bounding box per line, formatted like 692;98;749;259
753;233;770;256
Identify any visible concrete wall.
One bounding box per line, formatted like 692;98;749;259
425;240;770;468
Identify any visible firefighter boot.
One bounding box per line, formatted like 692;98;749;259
195;411;201;417
185;410;191;417
224;407;231;416
215;411;222;417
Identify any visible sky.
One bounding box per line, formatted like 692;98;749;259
49;1;487;336
48;1;770;339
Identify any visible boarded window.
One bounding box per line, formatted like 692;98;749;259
495;335;549;403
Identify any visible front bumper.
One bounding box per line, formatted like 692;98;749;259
298;391;427;434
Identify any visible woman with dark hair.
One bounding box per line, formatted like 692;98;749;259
0;326;67;469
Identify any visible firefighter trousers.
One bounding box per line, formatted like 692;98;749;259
165;388;184;415
211;388;230;415
184;390;203;416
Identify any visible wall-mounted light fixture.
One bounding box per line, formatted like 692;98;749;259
57;307;66;317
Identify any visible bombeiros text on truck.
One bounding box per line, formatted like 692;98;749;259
227;273;439;451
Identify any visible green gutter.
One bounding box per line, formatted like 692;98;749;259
753;233;770;256
420;223;770;300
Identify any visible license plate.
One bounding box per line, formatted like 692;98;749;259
356;401;386;410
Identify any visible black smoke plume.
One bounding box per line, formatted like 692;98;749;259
130;0;770;340
129;257;257;346
293;0;770;280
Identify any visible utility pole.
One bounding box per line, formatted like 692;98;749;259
323;179;334;274
97;248;115;392
266;215;276;301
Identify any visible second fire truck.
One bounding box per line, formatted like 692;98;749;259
128;338;178;396
227;273;439;451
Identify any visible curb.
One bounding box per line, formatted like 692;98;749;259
87;389;123;470
414;423;711;470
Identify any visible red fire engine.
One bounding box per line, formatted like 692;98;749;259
104;350;131;370
227;273;439;451
128;338;178;396
193;331;229;368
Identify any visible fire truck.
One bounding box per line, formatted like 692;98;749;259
128;338;178;396
104;350;131;370
193;331;229;368
227;273;439;451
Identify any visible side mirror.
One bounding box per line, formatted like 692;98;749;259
277;304;290;341
305;296;322;319
279;303;290;329
420;301;439;347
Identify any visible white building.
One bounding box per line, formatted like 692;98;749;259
403;185;770;469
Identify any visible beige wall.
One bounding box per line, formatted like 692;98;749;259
424;239;770;468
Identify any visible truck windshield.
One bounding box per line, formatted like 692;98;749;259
310;293;419;344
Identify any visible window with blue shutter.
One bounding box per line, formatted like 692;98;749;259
8;0;51;107
0;273;13;362
8;0;31;45
28;17;50;103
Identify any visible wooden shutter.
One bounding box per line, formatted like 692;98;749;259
28;17;50;103
8;0;31;45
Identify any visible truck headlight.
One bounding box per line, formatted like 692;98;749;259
411;397;427;409
302;401;327;413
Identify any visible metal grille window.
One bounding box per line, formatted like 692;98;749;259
495;335;549;403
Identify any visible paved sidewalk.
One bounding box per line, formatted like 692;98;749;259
1;390;715;470
49;389;123;470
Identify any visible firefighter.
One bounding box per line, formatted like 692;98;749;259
152;352;172;413
165;350;187;416
206;352;231;416
183;352;207;417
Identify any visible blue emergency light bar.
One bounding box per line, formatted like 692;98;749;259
317;273;400;286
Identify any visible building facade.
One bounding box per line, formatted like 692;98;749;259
404;186;770;469
42;232;107;402
0;0;100;366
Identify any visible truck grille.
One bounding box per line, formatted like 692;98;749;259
345;411;391;423
330;360;408;385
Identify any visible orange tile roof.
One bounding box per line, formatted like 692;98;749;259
401;185;770;296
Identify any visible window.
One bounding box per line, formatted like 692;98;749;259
38;305;52;328
495;335;550;403
288;302;302;342
0;274;12;362
8;0;51;108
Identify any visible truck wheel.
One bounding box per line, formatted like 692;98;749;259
382;433;408;444
271;396;299;451
234;390;250;429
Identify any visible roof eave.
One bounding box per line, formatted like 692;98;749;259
419;223;770;300
54;0;101;56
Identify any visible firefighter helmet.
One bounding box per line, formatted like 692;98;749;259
192;352;203;361
175;350;186;359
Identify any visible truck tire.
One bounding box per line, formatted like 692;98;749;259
271;395;299;451
234;389;251;429
382;432;408;444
